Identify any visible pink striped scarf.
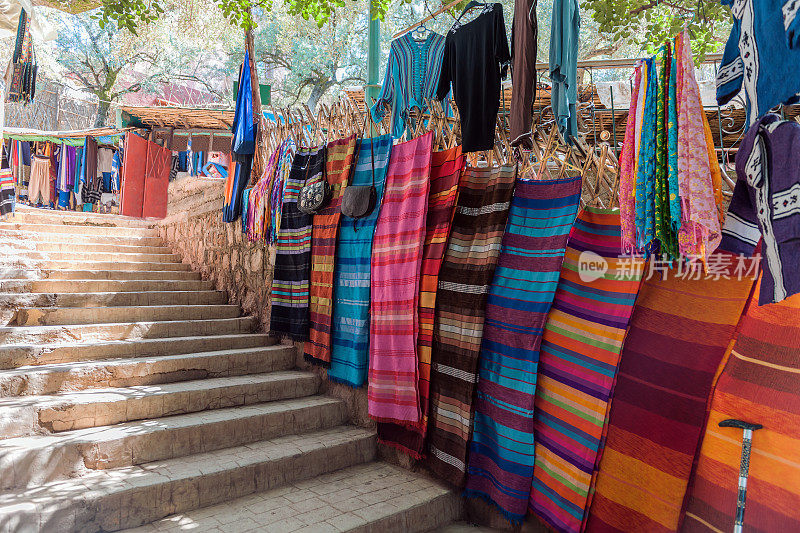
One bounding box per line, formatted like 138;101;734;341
368;132;434;424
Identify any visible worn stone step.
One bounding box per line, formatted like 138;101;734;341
26;259;193;272
0;371;320;439
0;395;349;490
0;344;293;396
0;426;376;532
1;291;223;312
0;278;211;294
0;315;256;345
8;206;157;228
14;304;241;326
38;269;200;280
0;333;274;370
0;222;160;238
28;250;183;263
125;462;460;533
0;228;164;247
28;241;173;255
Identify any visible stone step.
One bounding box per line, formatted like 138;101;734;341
1;291;224;313
0;395;349;490
0;426;376;532
0;278;211;294
24;259;194;272
28;241;174;255
7;207;157;228
14;304;241;326
0;222;160;238
39;269;201;280
0;228;164;247
0;316;256;345
125;462;460;533
0;345;294;396
25;250;183;263
0;333;274;370
0;371;320;438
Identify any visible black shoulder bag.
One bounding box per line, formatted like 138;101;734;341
341;119;378;219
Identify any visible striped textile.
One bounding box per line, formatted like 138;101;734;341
328;135;393;387
426;165;516;486
377;145;465;457
368;132;434;424
305;135;357;367
269;147;325;341
465;176;582;523
684;281;800;533
529;207;644;533
1;163;14;217
584;254;756;533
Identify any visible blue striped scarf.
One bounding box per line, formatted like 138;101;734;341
328;135;393;387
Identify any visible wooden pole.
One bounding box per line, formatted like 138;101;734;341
245;8;266;178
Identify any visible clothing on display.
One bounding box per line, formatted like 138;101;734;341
529;208;643;533
549;0;580;143
437;3;511;152
509;0;538;148
585;256;756;532
371;31;448;139
465;175;581;523
368;132;433;424
426;164;516;486
270;147;324;340
305;135;357;367
329;135;393;387
377;144;464;457
717;0;800;127
721;113;800;305
1;152;13;217
28;155;49;205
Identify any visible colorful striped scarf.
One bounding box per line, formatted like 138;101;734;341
585;254;755;532
619;66;643;254
635;58;658;253
269;147;324;341
465;176;582;523
0;163;14;217
305;135;357;367
269;141;296;245
246;146;280;242
377;145;465;457
529;207;644;533
684;281;800;532
426;165;516;486
368;132;433;424
328;135;393;387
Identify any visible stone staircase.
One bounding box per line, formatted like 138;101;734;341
0;207;460;533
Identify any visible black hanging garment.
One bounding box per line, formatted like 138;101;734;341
436;3;511;152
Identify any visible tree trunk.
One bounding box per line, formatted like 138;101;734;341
306;83;329;112
94;99;111;128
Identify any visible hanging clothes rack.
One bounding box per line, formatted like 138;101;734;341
392;0;462;39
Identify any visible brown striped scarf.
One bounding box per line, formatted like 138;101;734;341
425;165;516;486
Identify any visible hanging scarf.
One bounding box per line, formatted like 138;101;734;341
426;164;516;486
377;145;465;458
368;132;434;424
635;58;658;254
464;175;582;523
619;65;643;254
667;39;681;238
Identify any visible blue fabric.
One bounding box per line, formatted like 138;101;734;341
111;150;121;191
549;0;580;143
57;190;70;208
102;172;112;192
635;58;658;253
717;0;800;127
370;32;448;139
232;48;256;155
328;135;393;387
177;151;188;171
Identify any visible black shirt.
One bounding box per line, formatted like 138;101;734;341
436;3;511;153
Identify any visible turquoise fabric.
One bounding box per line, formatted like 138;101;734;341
635;58;658;253
549;0;580;143
370;32;448;139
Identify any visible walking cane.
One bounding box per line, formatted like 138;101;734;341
718;419;763;533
